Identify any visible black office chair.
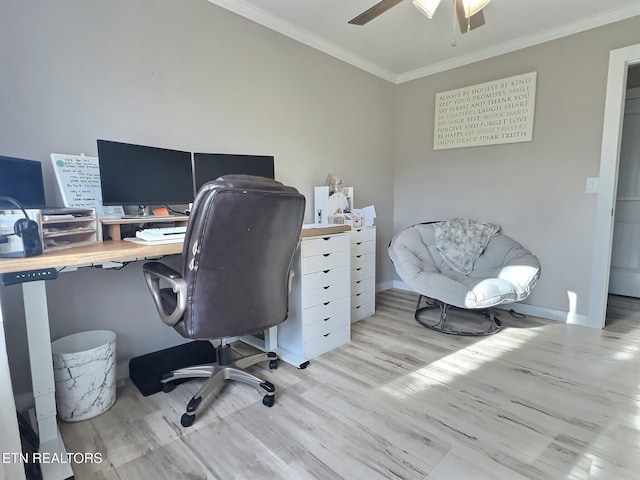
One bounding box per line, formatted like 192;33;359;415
143;175;305;427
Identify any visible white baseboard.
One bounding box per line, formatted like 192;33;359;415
376;281;394;292
504;303;591;327
388;280;590;326
391;280;410;291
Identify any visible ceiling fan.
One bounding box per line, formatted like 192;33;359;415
349;0;491;35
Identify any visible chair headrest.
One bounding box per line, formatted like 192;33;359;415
198;174;299;194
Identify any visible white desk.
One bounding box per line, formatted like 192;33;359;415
0;225;351;480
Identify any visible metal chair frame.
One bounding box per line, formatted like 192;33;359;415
414;295;501;336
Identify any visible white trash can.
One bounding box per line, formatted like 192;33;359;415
51;330;116;422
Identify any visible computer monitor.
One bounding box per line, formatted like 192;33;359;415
97;139;194;210
193;153;275;192
0;156;46;209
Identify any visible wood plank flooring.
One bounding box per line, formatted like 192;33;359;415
59;290;640;479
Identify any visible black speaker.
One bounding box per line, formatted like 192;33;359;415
0;196;43;257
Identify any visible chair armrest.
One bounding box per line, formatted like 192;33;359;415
143;261;187;327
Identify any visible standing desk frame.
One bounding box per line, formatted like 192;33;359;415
0;241;183;480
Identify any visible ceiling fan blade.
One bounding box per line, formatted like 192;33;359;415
455;2;485;33
348;0;405;26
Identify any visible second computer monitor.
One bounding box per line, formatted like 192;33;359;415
193;153;275;192
97;139;194;208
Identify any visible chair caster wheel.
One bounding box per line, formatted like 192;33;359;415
262;395;275;407
269;359;278;370
181;413;195;427
161;382;176;393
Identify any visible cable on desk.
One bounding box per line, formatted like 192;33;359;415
164;204;190;216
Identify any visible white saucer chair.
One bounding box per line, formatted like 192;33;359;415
388;220;541;336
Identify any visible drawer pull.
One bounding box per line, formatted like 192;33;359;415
323;317;330;322
323;333;331;337
356;242;362;245
323;301;330;306
323;253;330;257
356;267;362;271
323;285;330;290
356;280;362;284
322;237;331;241
323;269;330;273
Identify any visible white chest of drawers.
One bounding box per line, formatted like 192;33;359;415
277;232;351;368
350;227;376;322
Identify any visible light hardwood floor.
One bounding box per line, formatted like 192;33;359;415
59;289;640;479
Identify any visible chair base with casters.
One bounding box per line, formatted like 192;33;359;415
414;295;501;336
161;343;279;427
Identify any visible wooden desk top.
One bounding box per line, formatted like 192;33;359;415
299;224;350;238
0;225;352;275
0;241;182;274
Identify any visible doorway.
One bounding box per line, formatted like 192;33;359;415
609;81;640;297
589;44;640;329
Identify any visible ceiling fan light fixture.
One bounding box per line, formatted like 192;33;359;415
460;0;491;18
413;0;441;19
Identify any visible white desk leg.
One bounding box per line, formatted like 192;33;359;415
22;281;57;442
240;325;278;352
263;326;277;351
22;280;74;480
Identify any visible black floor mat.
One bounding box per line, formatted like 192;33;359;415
129;341;217;396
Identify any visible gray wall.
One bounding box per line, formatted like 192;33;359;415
0;0;395;395
393;17;640;319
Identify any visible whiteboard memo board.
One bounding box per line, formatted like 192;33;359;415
51;153;124;217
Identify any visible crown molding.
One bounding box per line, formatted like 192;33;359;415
396;4;640;83
206;0;397;83
208;1;640;85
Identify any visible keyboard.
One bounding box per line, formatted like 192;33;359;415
136;226;187;242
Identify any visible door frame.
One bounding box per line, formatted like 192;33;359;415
589;43;640;329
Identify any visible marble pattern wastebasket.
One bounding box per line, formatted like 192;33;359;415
51;330;116;422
